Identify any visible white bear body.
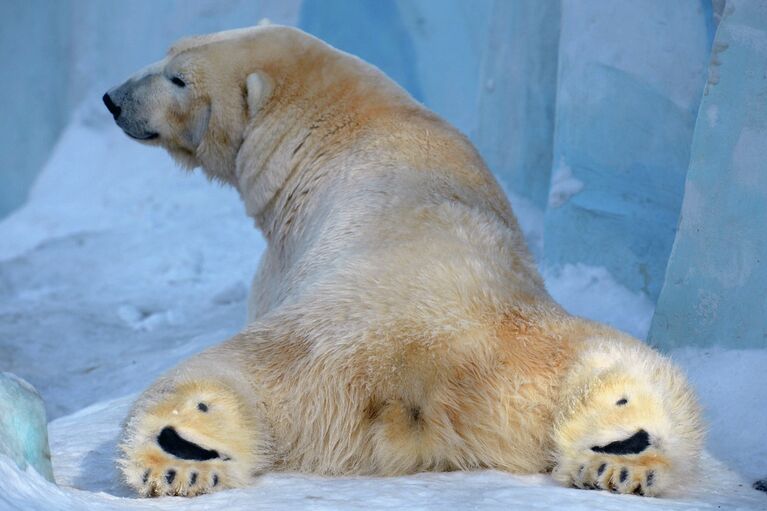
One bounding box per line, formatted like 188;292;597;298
104;26;703;498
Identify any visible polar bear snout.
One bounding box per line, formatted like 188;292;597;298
103;78;161;142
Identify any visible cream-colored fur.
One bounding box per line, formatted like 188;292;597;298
105;26;704;498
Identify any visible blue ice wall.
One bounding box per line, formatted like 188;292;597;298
649;0;767;349
476;0;560;211
543;0;714;300
394;0;492;138
0;1;70;219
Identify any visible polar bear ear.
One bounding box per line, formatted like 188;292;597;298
188;104;211;148
245;72;271;118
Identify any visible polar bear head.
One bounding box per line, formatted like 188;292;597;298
102;26;294;183
103;25;414;197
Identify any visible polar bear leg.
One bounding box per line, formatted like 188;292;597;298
551;342;703;497
119;353;271;497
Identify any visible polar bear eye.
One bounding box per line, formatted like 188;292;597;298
171;76;186;88
197;402;208;412
616;398;628;406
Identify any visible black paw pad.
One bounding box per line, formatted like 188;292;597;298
597;463;606;476
212;474;219;487
619;467;628;483
190;472;198;486
142;470;150;484
165;469;176;485
646;470;655;487
591;429;650;455
157;426;220;461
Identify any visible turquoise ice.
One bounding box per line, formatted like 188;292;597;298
0;372;55;482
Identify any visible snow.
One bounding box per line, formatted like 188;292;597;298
546;160;583;209
545;264;654;340
672;348;767;482
0;101;765;510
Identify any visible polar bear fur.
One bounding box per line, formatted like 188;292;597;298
104;26;704;498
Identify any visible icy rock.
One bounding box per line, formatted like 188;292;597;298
0;372;54;482
649;0;767;350
543;0;715;301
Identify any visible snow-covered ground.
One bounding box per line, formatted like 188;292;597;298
0;100;764;510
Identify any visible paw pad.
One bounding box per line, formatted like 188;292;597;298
591;429;650;455
157;426;220;461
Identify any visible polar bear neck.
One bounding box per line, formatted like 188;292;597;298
227;31;423;239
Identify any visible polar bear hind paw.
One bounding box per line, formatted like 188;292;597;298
564;430;669;496
119;380;263;497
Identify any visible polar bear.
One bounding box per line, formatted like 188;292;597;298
103;26;703;498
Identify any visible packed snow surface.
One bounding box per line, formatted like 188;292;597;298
0;103;765;510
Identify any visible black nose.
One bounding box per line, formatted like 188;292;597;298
102;93;121;119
